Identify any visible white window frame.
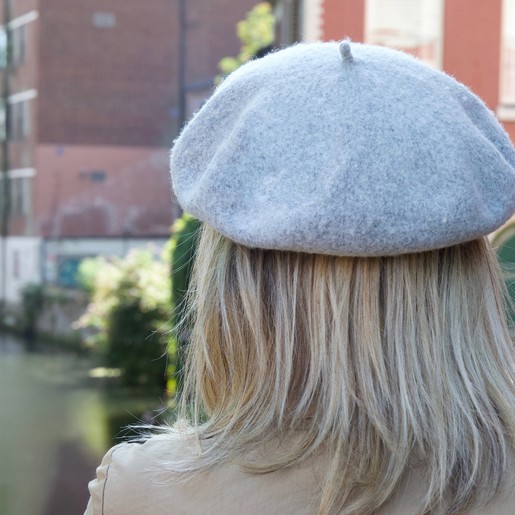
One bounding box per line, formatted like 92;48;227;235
499;0;515;120
8;90;37;141
10;176;31;216
0;10;38;68
302;0;323;42
8;11;39;30
365;0;445;69
12;24;26;65
7;167;36;179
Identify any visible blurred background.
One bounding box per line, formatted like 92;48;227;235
0;1;514;514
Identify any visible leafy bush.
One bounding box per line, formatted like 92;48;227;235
217;2;275;82
76;248;172;390
19;283;46;345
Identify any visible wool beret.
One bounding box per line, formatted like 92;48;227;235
170;41;515;256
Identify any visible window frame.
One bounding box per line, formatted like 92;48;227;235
364;0;445;69
500;0;515;111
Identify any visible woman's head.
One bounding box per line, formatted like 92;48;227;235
179;224;515;514
169;40;515;515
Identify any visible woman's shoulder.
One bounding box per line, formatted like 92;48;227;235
84;432;320;515
84;432;201;515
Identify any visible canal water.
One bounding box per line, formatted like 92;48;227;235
0;332;170;515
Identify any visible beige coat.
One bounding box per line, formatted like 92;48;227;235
85;434;515;514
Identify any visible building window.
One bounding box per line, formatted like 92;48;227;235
501;0;515;105
0;101;5;141
10;177;31;216
92;12;117;29
12;25;26;66
365;0;444;68
10;100;30;140
0;177;4;216
79;169;107;183
0;28;6;68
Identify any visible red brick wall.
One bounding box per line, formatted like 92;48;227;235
8;17;39;171
1;0;260;238
443;0;515;143
35;144;176;237
37;0;258;147
0;1;40;236
0;0;40;163
443;0;502;111
322;0;364;42
37;0;179;147
503;123;515;144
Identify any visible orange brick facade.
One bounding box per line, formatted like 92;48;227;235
1;0;258;239
0;0;258;297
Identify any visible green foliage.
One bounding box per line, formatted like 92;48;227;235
492;221;515;323
217;2;275;82
76;248;172;390
169;214;202;327
167;214;201;392
20;283;44;325
77;258;104;294
20;283;45;333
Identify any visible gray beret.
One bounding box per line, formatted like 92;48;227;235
170;41;515;256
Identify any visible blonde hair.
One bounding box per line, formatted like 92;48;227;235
176;224;515;514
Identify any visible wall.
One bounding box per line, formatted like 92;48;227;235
322;0;364;42
443;0;502;110
0;3;40;237
37;0;178;147
35;144;176;238
42;236;168;286
37;0;259;147
0;236;41;303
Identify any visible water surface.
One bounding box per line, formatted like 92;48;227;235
0;332;167;515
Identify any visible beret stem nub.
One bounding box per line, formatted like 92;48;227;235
339;40;354;63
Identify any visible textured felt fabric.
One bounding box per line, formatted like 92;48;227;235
170;41;515;256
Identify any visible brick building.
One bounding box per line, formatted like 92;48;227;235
0;0;258;302
274;0;515;144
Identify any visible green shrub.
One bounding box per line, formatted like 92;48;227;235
76;248;172;390
19;283;45;344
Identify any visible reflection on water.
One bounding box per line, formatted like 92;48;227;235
0;332;168;515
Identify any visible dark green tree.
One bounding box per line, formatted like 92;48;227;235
168;214;201;393
77;249;171;390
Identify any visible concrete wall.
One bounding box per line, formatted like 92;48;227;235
0;236;41;303
42;236;168;286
